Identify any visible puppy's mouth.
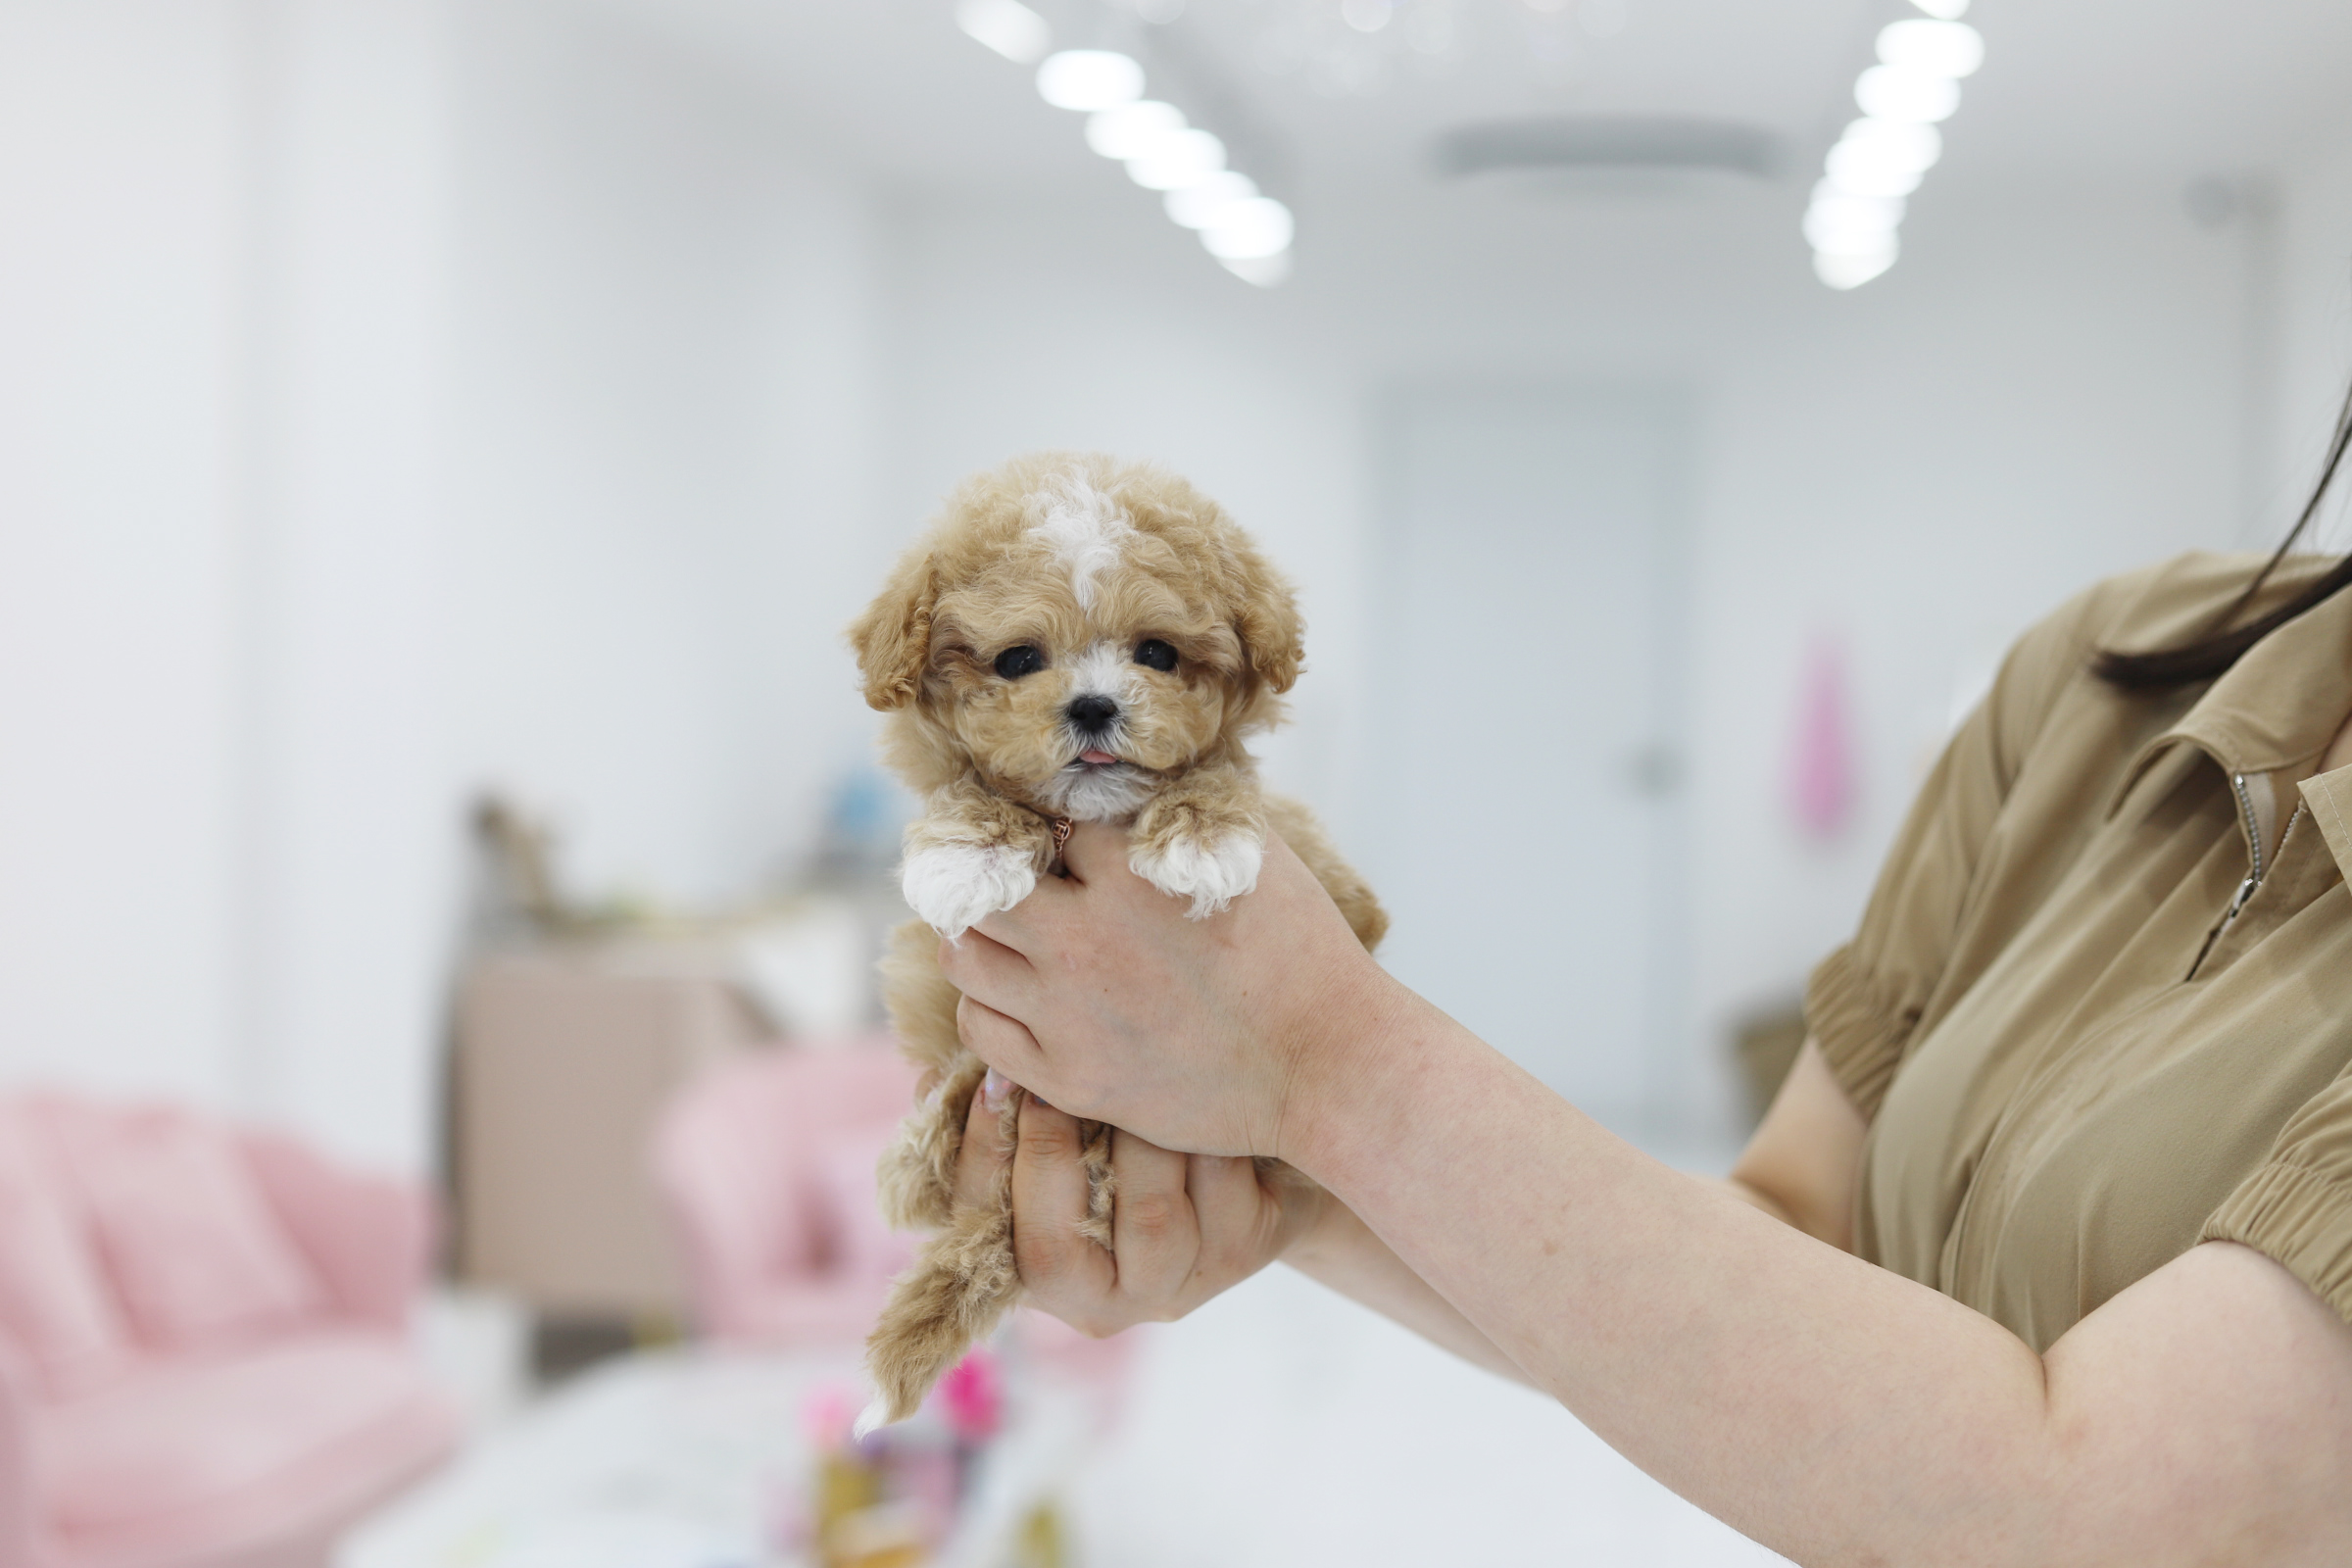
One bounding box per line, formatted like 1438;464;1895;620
1042;743;1155;821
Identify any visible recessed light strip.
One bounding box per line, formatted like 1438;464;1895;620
1806;1;1983;290
955;1;1294;287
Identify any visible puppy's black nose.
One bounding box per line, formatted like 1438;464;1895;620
1066;695;1119;734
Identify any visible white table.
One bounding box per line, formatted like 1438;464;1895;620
339;1346;1093;1568
354;1207;1793;1568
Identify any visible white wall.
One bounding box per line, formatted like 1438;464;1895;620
2266;141;2352;549
239;0;457;1174
0;0;890;1173
0;1;250;1107
449;0;890;909
881;170;2259;1135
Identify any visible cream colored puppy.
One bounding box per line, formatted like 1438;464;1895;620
849;452;1385;1424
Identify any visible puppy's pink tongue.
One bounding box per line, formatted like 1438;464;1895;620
1080;750;1118;765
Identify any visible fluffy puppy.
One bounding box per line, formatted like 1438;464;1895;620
848;452;1385;1424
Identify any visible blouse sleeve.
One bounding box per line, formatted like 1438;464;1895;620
2201;1066;2352;1327
1804;583;2110;1119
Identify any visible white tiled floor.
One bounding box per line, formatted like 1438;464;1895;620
1065;1265;1791;1568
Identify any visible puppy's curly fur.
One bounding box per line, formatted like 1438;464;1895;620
848;453;1385;1423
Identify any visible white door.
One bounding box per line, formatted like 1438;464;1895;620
1367;387;1688;1133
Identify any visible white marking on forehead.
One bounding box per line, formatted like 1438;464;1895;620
1030;473;1134;612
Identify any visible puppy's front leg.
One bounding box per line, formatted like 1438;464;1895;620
901;775;1058;938
1129;761;1267;920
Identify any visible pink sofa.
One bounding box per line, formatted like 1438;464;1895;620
0;1092;460;1568
650;1039;923;1346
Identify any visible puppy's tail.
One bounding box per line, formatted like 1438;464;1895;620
863;1198;1024;1428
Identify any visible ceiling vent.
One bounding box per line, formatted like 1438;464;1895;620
1434;117;1784;182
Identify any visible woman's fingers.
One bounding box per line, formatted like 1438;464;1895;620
938;925;1037;1000
1186;1152;1271;1284
1010;1095;1115;1314
955;993;1049;1082
952;1070;1013;1211
1109;1129;1199;1310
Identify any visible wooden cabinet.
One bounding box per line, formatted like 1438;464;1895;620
452;944;773;1317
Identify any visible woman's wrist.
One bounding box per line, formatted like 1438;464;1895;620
1274;1167;1343;1266
1271;954;1449;1184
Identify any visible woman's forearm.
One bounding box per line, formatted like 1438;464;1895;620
1283;1191;1533;1387
1285;978;2061;1567
1283;1165;1811;1392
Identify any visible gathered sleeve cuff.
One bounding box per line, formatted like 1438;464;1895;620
1803;945;1920;1122
2202;1066;2352;1330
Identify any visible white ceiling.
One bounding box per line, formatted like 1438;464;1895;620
587;0;2352;205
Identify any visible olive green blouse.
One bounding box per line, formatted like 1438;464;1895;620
1806;552;2352;1350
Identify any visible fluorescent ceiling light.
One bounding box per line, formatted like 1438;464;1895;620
1036;50;1145;111
1127;128;1227;191
1219;251;1293;287
1164;172;1258;228
1822;156;1924;199
1824;126;1934;197
1910;0;1969;17
1838;118;1942;174
1877;20;1984;79
1086;101;1186;160
1803;193;1905;251
1200;197;1295;259
956;0;1051;65
1854;65;1959;123
1814;244;1897;290
1805;220;1900;258
1814;248;1897;289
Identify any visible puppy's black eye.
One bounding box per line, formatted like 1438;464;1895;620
992;645;1046;679
1134;639;1179;673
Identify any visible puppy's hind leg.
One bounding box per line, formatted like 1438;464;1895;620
862;1198;1025;1429
864;1083;1022;1427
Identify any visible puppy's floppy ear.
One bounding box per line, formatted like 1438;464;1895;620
848;550;937;711
1227;545;1304;695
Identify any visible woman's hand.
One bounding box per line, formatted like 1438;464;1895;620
938;823;1399;1160
951;1068;1318;1334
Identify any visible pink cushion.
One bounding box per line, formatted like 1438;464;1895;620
0;1103;128;1396
44;1330;458;1547
651;1042;923;1345
41;1101;323;1353
238;1130;435;1333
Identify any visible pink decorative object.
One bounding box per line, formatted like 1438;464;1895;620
0;1089;460;1568
935;1348;1003;1443
1790;636;1859;840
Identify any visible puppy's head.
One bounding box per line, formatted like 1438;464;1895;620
849;453;1302;820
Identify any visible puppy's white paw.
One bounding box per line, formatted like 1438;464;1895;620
1131;829;1263;920
902;842;1037;937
